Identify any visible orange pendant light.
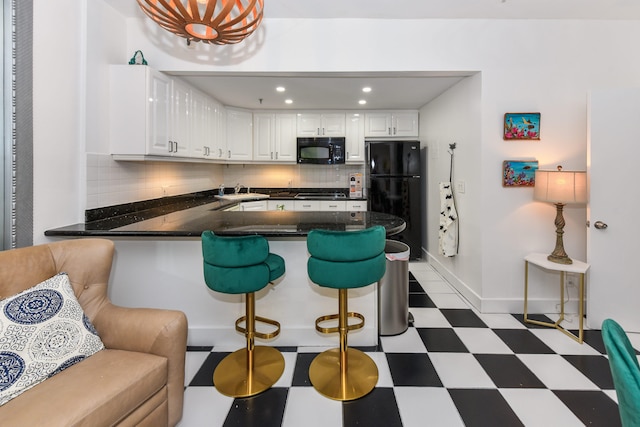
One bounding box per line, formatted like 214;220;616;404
136;0;264;45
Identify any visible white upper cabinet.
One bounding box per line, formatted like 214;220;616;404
275;113;297;161
190;89;218;159
171;79;191;157
364;111;419;138
225;108;253;161
110;65;173;156
212;102;227;160
253;113;296;162
296;113;346;137
253;113;275;161
110;65;223;160
345;112;365;163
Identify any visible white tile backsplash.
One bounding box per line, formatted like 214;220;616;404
222;163;365;190
86;153;224;209
86;154;366;209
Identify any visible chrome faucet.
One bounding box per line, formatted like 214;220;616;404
234;183;244;194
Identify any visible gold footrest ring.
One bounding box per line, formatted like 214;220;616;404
213;346;285;398
315;312;365;334
309;348;378;401
235;315;281;339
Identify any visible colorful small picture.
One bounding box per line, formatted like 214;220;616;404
504;113;540;140
502;160;538;187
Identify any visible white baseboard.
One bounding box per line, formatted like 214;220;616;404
424;249;581;315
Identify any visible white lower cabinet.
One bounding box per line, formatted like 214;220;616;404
233;199;367;212
320;200;347;211
240;200;267;211
294;200;321;211
346;200;367;211
267;200;295;211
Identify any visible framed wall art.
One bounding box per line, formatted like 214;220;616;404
504;112;540;140
502;160;538;187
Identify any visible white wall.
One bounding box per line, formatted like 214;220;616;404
33;6;640;311
420;74;483;308
33;0;85;240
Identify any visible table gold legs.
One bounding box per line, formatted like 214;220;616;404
523;260;584;343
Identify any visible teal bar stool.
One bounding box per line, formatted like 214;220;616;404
602;318;640;427
306;225;386;401
201;231;286;398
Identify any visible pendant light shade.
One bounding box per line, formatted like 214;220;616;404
137;0;264;45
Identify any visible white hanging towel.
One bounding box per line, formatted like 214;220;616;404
439;182;458;257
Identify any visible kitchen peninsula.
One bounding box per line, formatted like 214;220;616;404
45;190;405;347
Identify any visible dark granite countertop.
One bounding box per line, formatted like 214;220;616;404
44;189;402;238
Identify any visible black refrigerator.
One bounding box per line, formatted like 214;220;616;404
366;140;423;260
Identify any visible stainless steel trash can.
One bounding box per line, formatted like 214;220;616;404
378;240;410;336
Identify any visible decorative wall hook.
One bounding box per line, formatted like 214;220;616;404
128;50;148;65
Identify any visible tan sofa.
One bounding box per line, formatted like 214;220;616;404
0;238;187;426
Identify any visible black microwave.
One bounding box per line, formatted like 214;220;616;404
297;137;345;165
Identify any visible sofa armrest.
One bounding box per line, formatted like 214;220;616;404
93;303;187;427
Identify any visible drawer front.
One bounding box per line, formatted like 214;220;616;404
320;200;347;211
345;201;367;211
267;200;295;211
294;200;321;211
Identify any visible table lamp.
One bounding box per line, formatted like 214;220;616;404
534;166;587;264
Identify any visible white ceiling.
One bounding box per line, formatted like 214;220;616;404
105;0;640;21
103;0;640;110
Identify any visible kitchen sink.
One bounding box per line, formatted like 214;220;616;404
216;193;270;201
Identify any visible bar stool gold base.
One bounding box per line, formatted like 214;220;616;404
309;348;378;401
213;346;284;398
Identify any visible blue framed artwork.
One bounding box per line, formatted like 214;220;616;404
504;112;540;140
502;160;538;187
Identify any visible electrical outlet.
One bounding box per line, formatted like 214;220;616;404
566;274;577;288
456;181;466;194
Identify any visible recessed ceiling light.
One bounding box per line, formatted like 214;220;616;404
358;100;367;105
362;87;372;93
285;99;293;104
276;86;286;92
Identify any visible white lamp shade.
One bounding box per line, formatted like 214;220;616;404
534;169;587;204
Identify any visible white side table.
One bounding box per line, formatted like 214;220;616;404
523;253;590;343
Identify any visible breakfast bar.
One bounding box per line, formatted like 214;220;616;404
45;198;405;347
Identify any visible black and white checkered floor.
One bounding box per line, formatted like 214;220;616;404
178;262;639;426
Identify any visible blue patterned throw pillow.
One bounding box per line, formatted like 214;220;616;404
0;273;104;405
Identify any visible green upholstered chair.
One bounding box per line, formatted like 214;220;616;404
201;231;286;398
306;225;386;401
602;318;640;427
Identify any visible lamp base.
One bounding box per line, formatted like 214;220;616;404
547;253;573;265
547;203;573;265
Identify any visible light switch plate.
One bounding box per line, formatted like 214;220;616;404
456;181;465;194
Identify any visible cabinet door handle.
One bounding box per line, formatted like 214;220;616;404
271;151;273;160
275;152;278;160
219;148;222;157
317;128;321;135
174;141;178;152
393;127;397;135
228;150;231;158
388;127;391;135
